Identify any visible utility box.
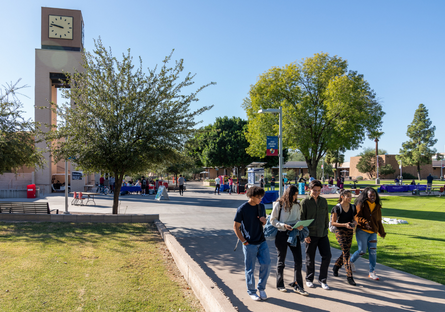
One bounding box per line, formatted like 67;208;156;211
27;184;36;198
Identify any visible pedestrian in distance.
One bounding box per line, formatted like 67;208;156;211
301;180;332;290
271;185;309;296
214;176;221;195
229;177;233;195
331;189;357;286
260;175;264;188
178;174;185;196
350;187;386;280
233;186;271;301
270;176;276;191
141;177;147;196
426;173;434;194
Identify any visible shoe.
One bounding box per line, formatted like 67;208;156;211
293;286;309;296
350;260;356;272
259;290;267;300
319;281;330;290
347;277;357;286
333;265;340;277
249;293;261;301
306;281;314;288
369;271;380;280
277;287;287;292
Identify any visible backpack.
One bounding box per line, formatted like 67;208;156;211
234;203;267;251
263;203;282;240
329;203;356;233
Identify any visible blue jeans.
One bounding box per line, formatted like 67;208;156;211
271;185;275;191
351;228;377;273
242;241;271;295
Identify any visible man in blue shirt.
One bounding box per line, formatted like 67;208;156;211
233;186;270;301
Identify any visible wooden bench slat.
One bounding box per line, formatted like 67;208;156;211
0;202;56;214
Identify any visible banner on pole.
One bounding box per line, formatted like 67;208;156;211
266;136;279;156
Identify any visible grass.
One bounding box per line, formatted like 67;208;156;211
266;195;445;285
0;222;203;312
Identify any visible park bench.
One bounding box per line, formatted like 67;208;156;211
0;202;58;214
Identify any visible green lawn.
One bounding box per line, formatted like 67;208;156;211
268;196;445;285
0;223;203;312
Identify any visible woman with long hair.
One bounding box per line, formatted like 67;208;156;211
331;190;357;286
350;187;386;280
271;185;308;296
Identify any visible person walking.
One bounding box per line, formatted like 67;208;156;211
229;177;233;195
301;180;332;290
426;173;434;194
141;177;147;196
233;186;271;301
214;176;221;195
350;187;386;280
260;175;264;188
271;185;309;296
178;175;185;196
331;190;357;286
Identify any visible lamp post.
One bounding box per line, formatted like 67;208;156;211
258;107;283;197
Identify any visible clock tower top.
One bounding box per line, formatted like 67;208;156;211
41;7;84;51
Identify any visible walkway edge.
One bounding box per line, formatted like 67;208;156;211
155;220;237;312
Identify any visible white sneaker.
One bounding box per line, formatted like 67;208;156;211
306;281;314;288
319;282;330;290
250;293;261;301
259;290;267;300
369;271;380;280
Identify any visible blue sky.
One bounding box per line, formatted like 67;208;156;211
1;0;444;161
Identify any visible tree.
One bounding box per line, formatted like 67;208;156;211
0;80;45;174
243;52;385;177
396;104;437;180
164;152;195;187
325;148;345;179
288;150;305;161
356;148;392;179
46;39;213;214
187;116;288;180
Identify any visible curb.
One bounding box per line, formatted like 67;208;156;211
154;220;237;312
0;213;159;223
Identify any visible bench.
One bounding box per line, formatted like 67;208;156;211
0;202;58;214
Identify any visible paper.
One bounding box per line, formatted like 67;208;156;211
292;219;314;228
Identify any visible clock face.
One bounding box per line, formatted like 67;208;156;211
49;15;73;40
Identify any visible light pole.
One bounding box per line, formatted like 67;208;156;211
258;107;283;197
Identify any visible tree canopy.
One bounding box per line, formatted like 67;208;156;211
46;39;213;213
396;104;438;180
243;52;385;177
187;116;287;179
0;80;45;174
356;149;395;179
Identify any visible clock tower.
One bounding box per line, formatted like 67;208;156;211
35;7;84;194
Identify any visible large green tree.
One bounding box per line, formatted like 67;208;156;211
46;39;213;213
243;52;385;177
187;116;287;179
396;104;437;180
0;80;45;174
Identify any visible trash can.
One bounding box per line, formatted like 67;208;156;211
298;182;305;195
27;184;36;198
412;189;418;195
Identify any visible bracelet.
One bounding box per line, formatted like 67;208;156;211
242;241;248;245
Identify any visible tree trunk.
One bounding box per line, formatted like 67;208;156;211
308;162;317;180
112;174;123;214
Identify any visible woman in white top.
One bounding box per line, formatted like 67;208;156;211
271;185;308;296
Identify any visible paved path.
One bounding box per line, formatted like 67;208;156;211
3;182;444;311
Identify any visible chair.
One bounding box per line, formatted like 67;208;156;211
71;192;78;205
78;192;86;206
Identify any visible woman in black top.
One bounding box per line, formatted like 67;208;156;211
331;189;357;286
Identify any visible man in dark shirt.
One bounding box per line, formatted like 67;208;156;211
234;186;270;301
301;180;332;290
270;176;276;191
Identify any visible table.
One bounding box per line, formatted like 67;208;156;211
261;191;279;204
81;192;99;205
380;185;428;192
120;186;142;194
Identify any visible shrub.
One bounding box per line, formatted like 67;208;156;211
356;176;363;180
402;172;416;179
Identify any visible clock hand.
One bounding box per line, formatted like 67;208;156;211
51;24;64;29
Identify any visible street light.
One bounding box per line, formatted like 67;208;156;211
258;107;283;197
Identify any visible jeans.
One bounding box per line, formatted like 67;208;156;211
275;231;303;288
271;185;275;191
242;241;271;295
351;228;377;273
215;184;220;194
305;235;331;284
179;185;184;195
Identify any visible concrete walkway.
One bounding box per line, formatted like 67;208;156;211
2;182;444;311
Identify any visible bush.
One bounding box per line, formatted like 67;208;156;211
356;176;363;180
402;172;416;179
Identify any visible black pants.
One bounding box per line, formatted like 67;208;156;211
305;235;331;284
215;184;220;194
275;231;303;288
179;185;184;195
